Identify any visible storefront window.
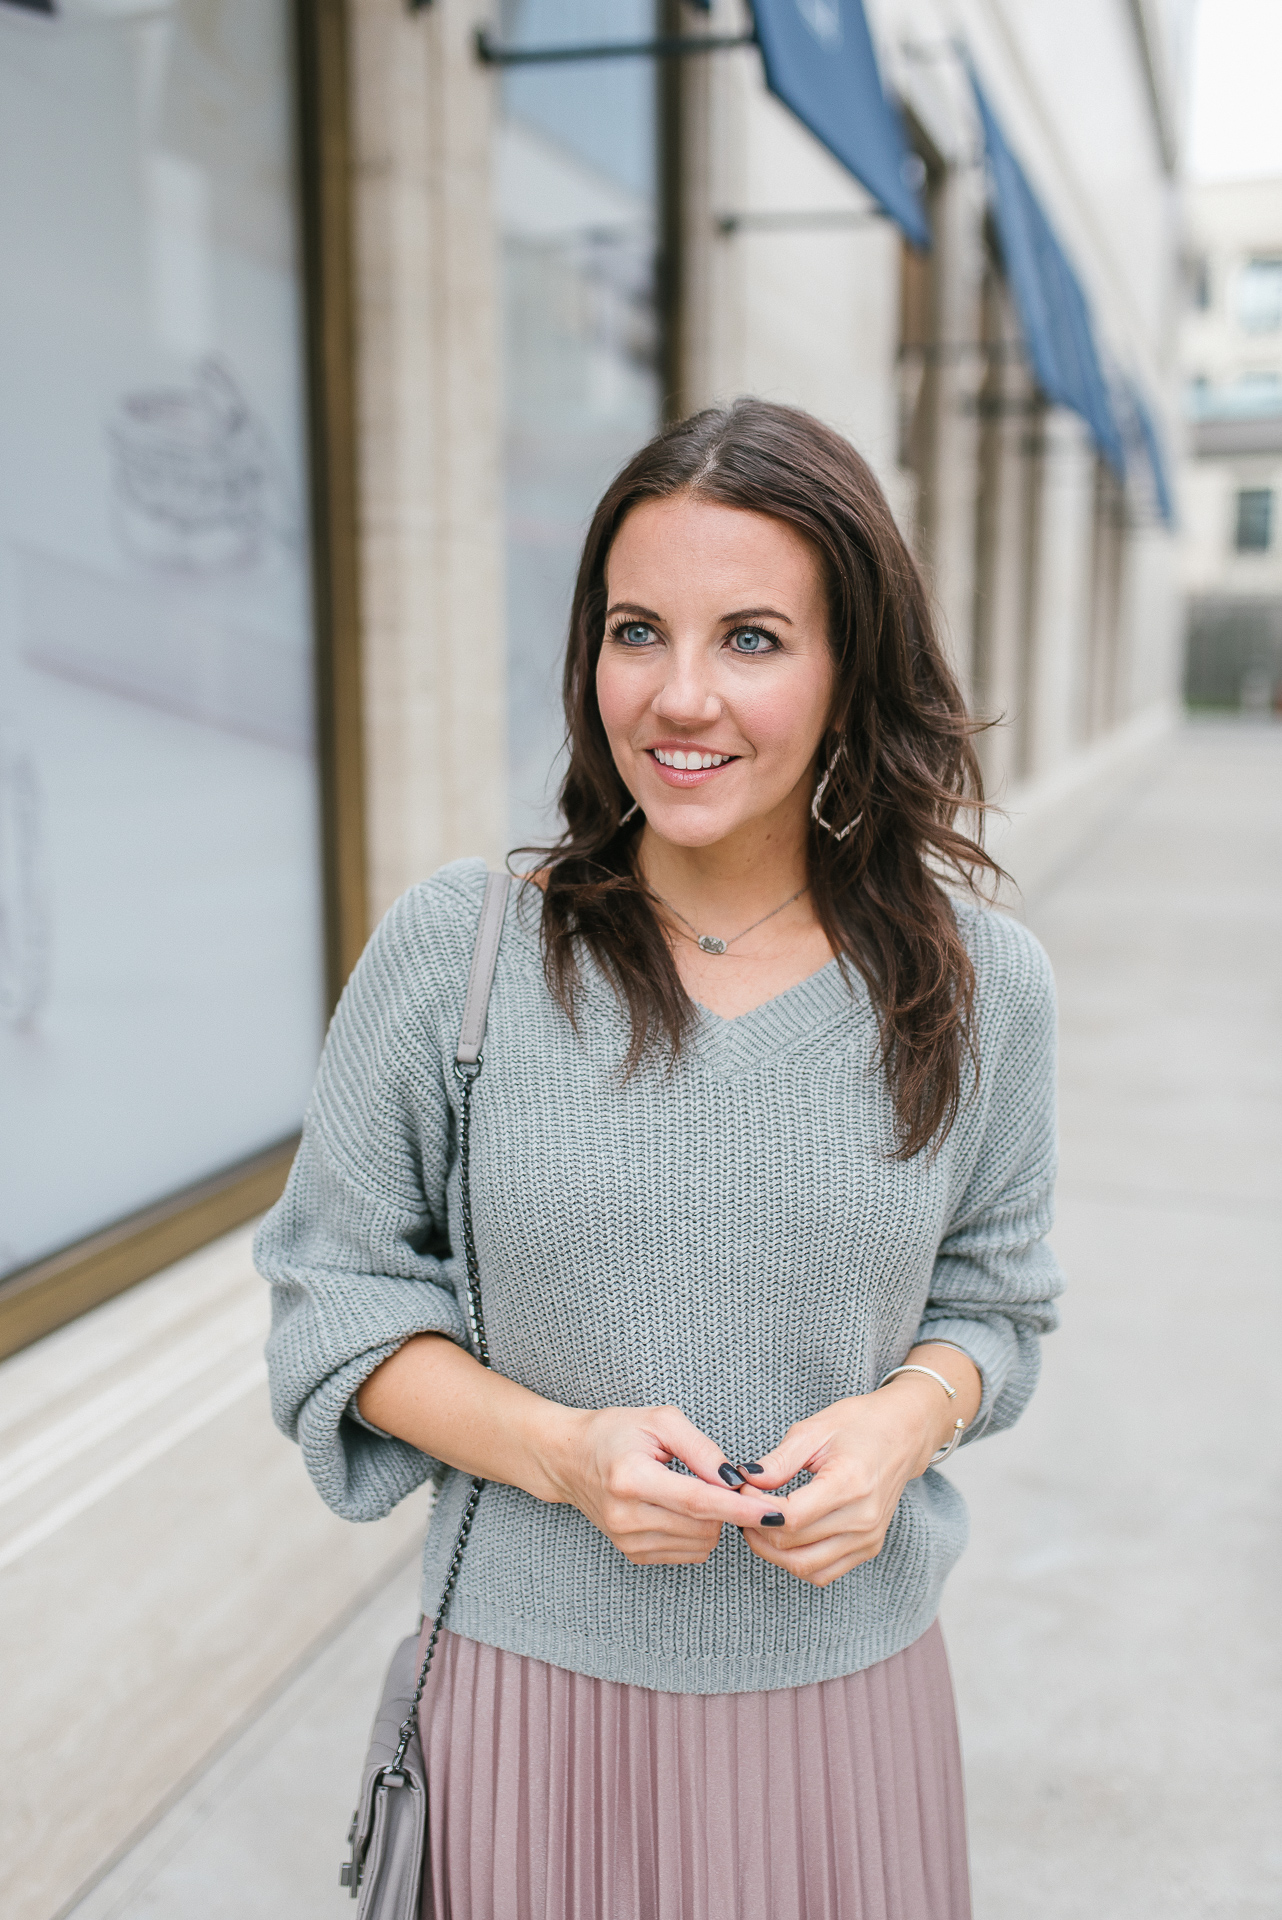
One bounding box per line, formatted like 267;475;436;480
1237;257;1282;334
498;0;662;846
0;0;324;1276
1235;487;1273;552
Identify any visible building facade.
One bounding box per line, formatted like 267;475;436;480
1181;175;1282;712
0;2;1188;1913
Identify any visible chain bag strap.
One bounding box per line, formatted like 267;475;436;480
343;871;512;1911
381;1056;490;1775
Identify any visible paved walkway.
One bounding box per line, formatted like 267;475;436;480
72;720;1281;1919
945;718;1281;1919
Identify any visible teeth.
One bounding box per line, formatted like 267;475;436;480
652;749;730;769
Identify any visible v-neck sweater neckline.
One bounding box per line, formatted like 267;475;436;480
508;875;874;1081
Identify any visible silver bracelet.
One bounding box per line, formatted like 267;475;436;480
877;1364;966;1465
922;1339;978;1367
877;1363;957;1400
915;1341;993;1444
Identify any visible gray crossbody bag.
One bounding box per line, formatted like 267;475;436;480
340;870;512;1917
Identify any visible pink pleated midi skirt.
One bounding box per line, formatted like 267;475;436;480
416;1622;970;1920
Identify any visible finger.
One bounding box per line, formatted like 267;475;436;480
730;1468;883;1547
647;1406;761;1494
617;1526;721;1562
631;1459;787;1525
743;1438;886;1532
745;1519;880;1566
627;1548;720;1565
744;1529;876;1584
771;1459;890;1536
627;1455;786;1527
735;1425;822;1492
624;1500;725;1543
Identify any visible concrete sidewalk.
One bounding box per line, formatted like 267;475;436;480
71;720;1281;1919
945;718;1281;1918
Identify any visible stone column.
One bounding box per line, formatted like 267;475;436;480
348;0;507;920
1023;409;1097;781
972;276;1038;798
915;163;987;697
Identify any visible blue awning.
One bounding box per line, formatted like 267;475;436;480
750;1;931;249
1123;380;1176;527
972;81;1125;474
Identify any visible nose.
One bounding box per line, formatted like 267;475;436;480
649;644;722;727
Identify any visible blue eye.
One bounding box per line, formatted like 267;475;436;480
729;628;775;654
617;622;655;646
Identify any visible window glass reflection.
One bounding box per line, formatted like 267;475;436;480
498;0;662;846
0;0;324;1275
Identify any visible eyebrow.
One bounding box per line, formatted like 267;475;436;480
604;602;794;626
718;607;793;626
605;602;664;622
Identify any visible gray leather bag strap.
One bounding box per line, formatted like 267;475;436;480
343;870;512;1915
455;871;512;1067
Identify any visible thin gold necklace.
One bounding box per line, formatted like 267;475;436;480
649;885;808;955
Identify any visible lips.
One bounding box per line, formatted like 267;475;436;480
645;746;738;787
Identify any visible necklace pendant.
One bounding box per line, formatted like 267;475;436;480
697;934;727;954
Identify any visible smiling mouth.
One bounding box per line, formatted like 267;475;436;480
648;747;736;771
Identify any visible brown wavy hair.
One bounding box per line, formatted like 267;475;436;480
519;398;999;1157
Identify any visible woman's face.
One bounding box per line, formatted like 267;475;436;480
596;494;836;852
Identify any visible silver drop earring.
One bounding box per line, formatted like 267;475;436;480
811;750;862;843
619;800;641;826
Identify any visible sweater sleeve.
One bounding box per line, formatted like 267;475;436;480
913;915;1065;1443
254;876;478;1522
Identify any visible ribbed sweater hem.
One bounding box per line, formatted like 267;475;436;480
433;1589;945;1696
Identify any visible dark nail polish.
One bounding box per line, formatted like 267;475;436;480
741;1462;764;1476
718;1463;745;1488
761;1512;785;1527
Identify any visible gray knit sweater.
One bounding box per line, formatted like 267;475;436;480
255;857;1062;1694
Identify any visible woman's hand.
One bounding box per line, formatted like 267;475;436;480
544;1403;789;1567
734;1347;982;1588
357;1338;786;1568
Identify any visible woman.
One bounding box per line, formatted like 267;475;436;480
256;399;1062;1919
